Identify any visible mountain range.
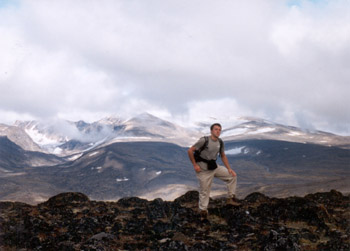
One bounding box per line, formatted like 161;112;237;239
0;113;349;204
12;113;200;156
8;113;350;157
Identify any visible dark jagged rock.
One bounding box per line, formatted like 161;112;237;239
147;198;172;220
304;189;347;206
117;196;148;208
174;190;199;204
40;192;90;207
0;190;349;250
244;192;270;203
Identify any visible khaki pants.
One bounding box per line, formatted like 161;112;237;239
196;165;237;210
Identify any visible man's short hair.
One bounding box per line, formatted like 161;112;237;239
210;123;222;131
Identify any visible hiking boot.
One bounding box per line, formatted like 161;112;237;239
227;196;241;206
199;210;208;219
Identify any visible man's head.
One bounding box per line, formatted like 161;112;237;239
210;123;222;139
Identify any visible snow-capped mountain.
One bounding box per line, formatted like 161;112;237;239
190;115;350;149
15;120;74;153
14;116;123;155
12;113;201;156
4;113;350;158
101;113;201;147
0;123;42;152
220;117;350;149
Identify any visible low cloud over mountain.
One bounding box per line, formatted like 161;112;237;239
0;1;349;135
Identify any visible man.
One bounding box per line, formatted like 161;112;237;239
188;123;239;218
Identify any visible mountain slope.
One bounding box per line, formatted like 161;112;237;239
223;139;350;197
0;136;64;171
0;136;66;202
0;141;196;203
1;113;349;204
221;118;350;149
13;113;200;156
0;124;42;152
101;113;201;147
1;138;349;204
46;141;196;200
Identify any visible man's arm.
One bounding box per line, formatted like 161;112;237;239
221;152;237;177
187;146;201;173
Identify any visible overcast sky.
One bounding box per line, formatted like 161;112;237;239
0;0;349;135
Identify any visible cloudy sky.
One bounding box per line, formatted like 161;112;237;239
0;0;349;134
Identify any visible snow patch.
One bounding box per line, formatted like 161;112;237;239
53;147;62;155
115;136;153;140
222;128;248;136
25;128;61;146
67;153;83;161
288;131;303;136
225;147;244;155
91;166;102;171
0;172;26;177
246;127;275;135
0;167;12;173
116;177;129;182
156;171;162;175
89;151;99;157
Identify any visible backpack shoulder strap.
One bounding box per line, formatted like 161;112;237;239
198;136;209;153
218;138;224;156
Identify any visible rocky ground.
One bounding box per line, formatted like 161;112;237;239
0;190;349;250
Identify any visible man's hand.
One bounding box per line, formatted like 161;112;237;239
228;168;237;177
188;146;201;173
194;163;201;173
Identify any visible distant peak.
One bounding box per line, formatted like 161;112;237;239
14;120;27;126
14;120;38;128
75;120;89;127
128;112;161;122
97;116;122;125
136;112;157;119
238;116;270;123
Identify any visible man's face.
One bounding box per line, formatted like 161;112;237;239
211;125;222;138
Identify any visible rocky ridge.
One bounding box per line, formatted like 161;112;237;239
1;190;349;250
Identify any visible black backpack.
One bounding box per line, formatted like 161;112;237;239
193;136;223;163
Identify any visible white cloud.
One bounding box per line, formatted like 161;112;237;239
0;0;349;135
